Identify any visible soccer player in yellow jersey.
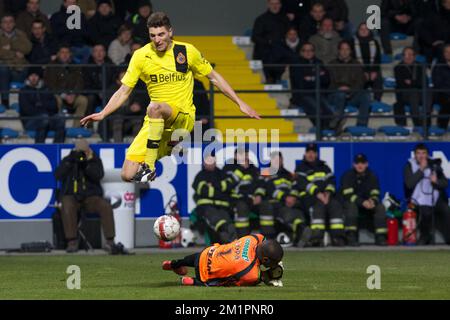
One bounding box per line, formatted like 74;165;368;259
80;12;260;182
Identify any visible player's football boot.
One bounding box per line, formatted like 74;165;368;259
180;276;195;286
162;260;188;276
132;163;156;183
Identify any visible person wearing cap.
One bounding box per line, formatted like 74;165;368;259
54;139;120;253
191;153;237;244
294;143;346;246
340;153;387;246
263;151;307;247
162;234;284;287
19;67;65;143
223;149;276;239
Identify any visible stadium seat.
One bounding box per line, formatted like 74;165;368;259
346;126;376;137
94;106;103;113
243;28;252;37
390;33;407;40
0;128;19;139
9;82;24;90
345;105;358;114
414;126;446;137
10;103;20;112
381;54;393;64
0;104;5;113
371;101;392;113
433;104;441;112
384;77;396;88
66;127;92;138
378;126;410;137
309;127;336;137
27;130;55;138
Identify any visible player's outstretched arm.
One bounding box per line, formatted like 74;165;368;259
80;84;133;126
207;70;261;120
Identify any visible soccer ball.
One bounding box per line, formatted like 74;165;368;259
153;215;181;241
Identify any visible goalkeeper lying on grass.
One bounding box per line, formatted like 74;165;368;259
162;234;284;287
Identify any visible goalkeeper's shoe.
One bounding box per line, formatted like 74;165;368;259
162;260;188;276
180;276;195;286
132;163;156;183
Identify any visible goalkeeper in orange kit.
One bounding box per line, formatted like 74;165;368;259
162;234;284;287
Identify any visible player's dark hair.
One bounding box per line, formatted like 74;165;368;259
147;12;172;29
261;240;284;265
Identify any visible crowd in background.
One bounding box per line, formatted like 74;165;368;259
252;0;450;131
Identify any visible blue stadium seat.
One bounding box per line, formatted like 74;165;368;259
0;104;5;113
27;130;56;138
309;127;336;137
243;29;252;37
66;127;92;138
414;126;446;137
10;103;20;112
381;54;393;64
390;33;408;40
94;106;103;113
346;126;376;137
0;128;19;139
10;82;24;90
379;126;410;137
345;105;358;114
384;77;396;88
416;55;426;64
371;101;392;113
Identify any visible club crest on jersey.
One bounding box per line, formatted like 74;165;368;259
176;52;186;64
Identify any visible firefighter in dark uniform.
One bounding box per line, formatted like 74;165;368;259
264;151;306;246
223;148;275;239
295;143;346;246
192;154;237;244
340;154;387;246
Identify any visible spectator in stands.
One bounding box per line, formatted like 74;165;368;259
27;19;58;64
403;143;450;245
16;0;51;39
88;0;122;50
394;47;430;127
54;139;119;253
50;0;91;63
106;69;147;142
298;2;326;43
0;13;32;107
124;41;142;64
282;0;311;26
111;0;141;21
309;18;341;64
252;0;290;83
290;42;335;130
284;27;302;54
194;79;211;134
108;24;132;65
314;0;351;39
19;67;65;143
380;0;416;55
264;27;302;75
127;0;153;44
84;44;113;117
432;44;450;130
328;40;371;128
78;0;97;19
2;0;27;17
44;45;88;127
352;23;383;102
417;0;450;63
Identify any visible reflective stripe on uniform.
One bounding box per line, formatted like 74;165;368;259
197;199;215;205
330;224;344;230
345;226;358;231
370;189;380;196
292;218;303;233
208;186;214;198
375;228;387;234
306;172;327;182
254;187;266;196
235;221;250;228
214;200;229;207
221;180;227;192
350;194;358;203
307;183;318;195
343;188;354;195
197;181;207;195
215;219;227;232
273;189;284;200
325;184;335;193
311;224;325;230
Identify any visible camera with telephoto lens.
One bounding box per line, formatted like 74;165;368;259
429;158;443;174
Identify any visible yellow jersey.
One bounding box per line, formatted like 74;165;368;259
121;40;213;115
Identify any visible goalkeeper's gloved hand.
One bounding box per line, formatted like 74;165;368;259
261;261;284;287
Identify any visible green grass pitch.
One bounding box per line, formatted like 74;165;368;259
1;250;450;300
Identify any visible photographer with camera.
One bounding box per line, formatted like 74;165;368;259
54;139;120;253
404;144;450;245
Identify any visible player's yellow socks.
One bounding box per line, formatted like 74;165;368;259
145;118;165;170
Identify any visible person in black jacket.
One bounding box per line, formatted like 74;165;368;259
432;44;450;129
394;47;430;127
192;153;237;244
340;154;387;246
126;0;152;45
290;42;335;130
87;0;122;49
54;139;117;253
19;67;65;143
403;143;450;245
263;152;307;247
282;0;311;26
223;148;275;238
297;2;326;43
314;0;351;39
294;143;346;246
27;19;58;65
352;23;383;102
252;0;290;83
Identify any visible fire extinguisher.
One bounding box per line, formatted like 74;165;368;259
387;218;398;246
402;205;417;246
159;196;182;249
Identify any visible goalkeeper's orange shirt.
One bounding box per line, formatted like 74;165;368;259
198;234;265;286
